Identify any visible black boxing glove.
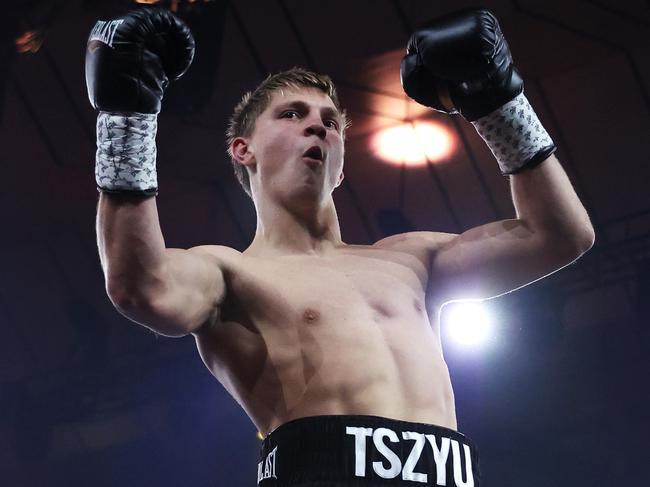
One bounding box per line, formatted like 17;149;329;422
85;7;194;195
401;8;556;174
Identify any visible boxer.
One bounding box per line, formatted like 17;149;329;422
89;6;594;486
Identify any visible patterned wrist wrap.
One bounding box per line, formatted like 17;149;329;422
471;93;556;175
95;112;158;195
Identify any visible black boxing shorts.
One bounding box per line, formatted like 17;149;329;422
257;415;481;486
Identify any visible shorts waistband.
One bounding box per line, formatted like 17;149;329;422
257;415;481;486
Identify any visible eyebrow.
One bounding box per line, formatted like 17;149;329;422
274;100;343;124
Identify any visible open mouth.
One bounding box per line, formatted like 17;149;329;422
302;145;324;161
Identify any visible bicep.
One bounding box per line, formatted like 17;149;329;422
429;219;579;304
115;246;227;337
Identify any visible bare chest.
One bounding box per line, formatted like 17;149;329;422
221;249;430;329
194;245;453;433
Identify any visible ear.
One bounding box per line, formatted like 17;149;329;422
335;170;345;188
231;137;256;166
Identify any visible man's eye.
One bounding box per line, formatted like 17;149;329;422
325;119;339;130
281;111;299;119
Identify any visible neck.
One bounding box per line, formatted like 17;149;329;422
247;194;344;257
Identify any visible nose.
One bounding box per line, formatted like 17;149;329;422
304;121;326;139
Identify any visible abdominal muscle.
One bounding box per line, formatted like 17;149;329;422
196;298;457;437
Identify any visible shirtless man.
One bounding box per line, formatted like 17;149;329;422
88;6;594;486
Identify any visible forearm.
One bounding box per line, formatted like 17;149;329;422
510;154;595;250
97;193;167;300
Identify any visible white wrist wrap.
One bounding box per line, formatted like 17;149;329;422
95;112;158;194
471;93;555;174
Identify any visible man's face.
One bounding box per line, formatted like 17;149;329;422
238;87;345;208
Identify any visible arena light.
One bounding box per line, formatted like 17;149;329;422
371;121;454;167
15;30;44;54
443;301;495;348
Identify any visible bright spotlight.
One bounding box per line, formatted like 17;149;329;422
444;301;495;348
372;121;454;167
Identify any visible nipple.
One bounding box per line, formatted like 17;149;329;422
302;308;320;323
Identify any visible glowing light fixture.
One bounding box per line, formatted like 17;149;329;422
444;301;494;348
15;30;43;54
372;121;454;167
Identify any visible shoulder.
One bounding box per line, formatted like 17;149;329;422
371;231;459;277
373;231;457;253
188;244;242;259
186;244;244;275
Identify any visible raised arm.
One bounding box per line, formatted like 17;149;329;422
98;194;225;337
399;8;594;305
87;9;224;336
429;154;593;304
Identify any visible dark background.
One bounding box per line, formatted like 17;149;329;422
1;0;649;485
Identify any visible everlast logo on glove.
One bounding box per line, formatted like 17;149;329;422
346;426;475;486
85;7;194;194
88;19;124;49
